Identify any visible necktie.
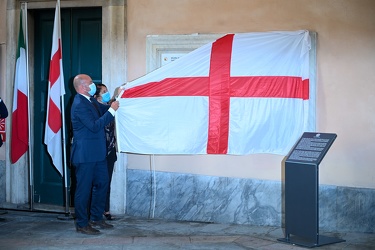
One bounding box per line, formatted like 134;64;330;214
90;97;101;115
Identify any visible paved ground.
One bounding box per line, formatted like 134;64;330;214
0;209;374;250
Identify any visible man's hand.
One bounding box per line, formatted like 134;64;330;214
111;100;119;111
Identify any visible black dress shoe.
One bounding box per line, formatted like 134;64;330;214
103;212;115;220
76;225;100;235
89;220;114;229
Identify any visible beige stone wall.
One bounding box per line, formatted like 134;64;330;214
0;0;6;43
126;0;375;189
0;0;7;160
1;0;374;190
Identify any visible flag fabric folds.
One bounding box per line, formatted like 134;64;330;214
44;1;65;175
11;9;28;163
116;30;313;155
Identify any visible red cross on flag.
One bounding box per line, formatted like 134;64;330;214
44;1;65;175
116;30;313;155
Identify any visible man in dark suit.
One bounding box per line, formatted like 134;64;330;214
0;97;8;147
70;74;119;235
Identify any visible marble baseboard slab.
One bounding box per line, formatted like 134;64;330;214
0;160;5;202
126;169;374;233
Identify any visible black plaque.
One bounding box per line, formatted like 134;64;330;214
286;132;337;165
278;132;345;248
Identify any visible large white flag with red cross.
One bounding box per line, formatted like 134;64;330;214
116;30;313;155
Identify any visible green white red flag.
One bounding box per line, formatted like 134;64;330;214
11;9;28;163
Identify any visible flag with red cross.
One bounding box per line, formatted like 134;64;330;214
116;30;313;155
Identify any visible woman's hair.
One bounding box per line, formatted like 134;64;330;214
95;83;107;96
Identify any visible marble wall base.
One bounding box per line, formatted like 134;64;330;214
0;160;4;203
127;169;375;233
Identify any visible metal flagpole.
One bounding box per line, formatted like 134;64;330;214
60;74;70;217
55;0;72;219
23;1;34;211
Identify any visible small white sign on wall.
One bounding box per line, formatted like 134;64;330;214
160;53;187;67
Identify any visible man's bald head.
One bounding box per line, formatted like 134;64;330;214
73;74;93;96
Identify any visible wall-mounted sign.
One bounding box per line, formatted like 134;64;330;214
160;53;187;67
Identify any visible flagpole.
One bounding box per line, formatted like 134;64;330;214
22;2;34;211
61;81;70;213
56;0;71;218
61;89;69;216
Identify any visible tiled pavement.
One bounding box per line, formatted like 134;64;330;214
0;209;374;249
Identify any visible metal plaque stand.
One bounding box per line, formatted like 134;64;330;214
278;132;345;248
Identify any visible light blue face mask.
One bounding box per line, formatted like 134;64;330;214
88;83;96;96
101;92;111;103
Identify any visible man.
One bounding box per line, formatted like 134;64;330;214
70;74;119;235
0;97;8;147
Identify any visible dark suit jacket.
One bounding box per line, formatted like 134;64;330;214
70;94;114;164
0;100;8;119
0;100;8;147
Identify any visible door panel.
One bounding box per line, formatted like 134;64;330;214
33;8;102;206
71;8;102;82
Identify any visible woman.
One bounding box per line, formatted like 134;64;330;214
94;83;117;220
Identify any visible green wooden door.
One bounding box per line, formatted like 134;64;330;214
33;7;102;206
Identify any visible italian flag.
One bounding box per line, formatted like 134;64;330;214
11;9;29;163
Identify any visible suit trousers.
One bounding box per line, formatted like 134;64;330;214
74;159;109;228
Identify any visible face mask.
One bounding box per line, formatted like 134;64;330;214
88;83;96;96
101;92;111;103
